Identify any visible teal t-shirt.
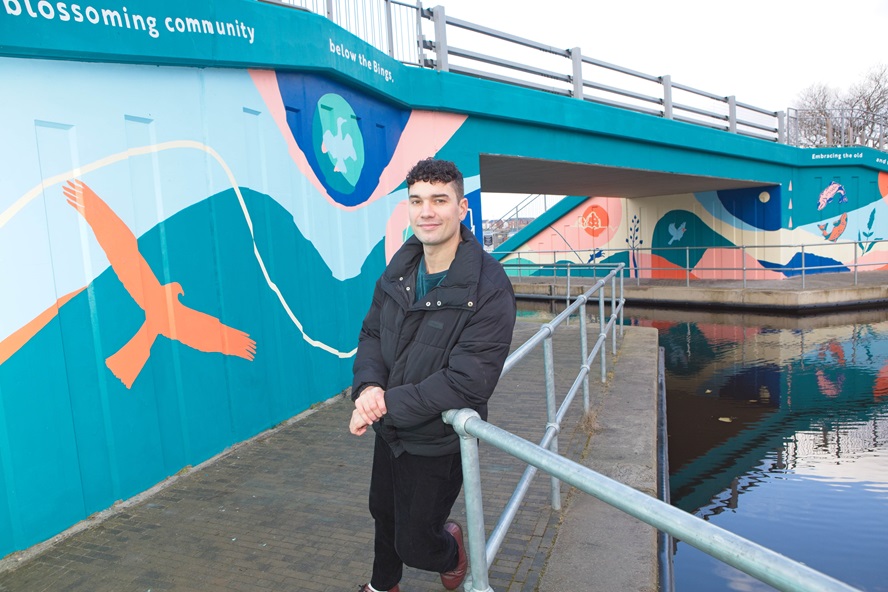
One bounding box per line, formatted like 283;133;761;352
416;257;447;301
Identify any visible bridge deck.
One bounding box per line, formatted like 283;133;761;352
0;322;660;592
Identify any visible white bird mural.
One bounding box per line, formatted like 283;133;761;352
668;221;687;245
321;116;357;174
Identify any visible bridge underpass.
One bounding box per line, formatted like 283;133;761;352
479;154;779;198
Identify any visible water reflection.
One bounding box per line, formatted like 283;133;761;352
628;308;888;592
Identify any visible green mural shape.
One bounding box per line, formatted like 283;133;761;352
313;93;365;193
652;210;734;269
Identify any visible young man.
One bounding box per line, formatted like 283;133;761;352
349;158;516;592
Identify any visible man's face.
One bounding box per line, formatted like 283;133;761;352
408;180;468;251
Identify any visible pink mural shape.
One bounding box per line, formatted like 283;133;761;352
0;287;85;366
540;197;623;252
385;199;411;262
63;180;256;389
695;324;761;345
249;69;467;210
692;248;784;281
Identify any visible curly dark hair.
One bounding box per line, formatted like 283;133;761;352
405;157;464;199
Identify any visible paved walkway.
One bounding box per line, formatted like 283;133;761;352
0;322;659;592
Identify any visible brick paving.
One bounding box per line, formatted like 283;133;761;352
0;322;604;592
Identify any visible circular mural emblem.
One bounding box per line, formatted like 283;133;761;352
313;93;365;194
579;204;609;237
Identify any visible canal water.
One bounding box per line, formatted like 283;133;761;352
627;307;888;592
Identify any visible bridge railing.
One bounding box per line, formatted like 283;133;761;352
260;0;787;143
442;261;860;591
442;264;626;592
496;237;888;289
261;0;424;64
421;6;785;143
788;107;888;150
443;405;861;592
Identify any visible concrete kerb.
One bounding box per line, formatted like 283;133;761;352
537;325;660;592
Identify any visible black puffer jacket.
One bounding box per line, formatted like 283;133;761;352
352;225;516;457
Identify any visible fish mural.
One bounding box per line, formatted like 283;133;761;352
817;182;847;211
818;212;848;242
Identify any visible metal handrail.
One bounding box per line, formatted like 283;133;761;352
495;236;888;289
444;264;626;584
442;407;862;592
261;0;424;64
421;6;786;143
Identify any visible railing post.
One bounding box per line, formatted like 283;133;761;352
610;275;617;355
661;75;673;120
414;0;423;67
444;409;494;592
570;47;584;100
619;267;624;336
543;334;561;511
854;243;859;286
728;95;737;133
432;5;448;72
801;244;806;289
384;0;395;58
777;110;786;143
685;247;690;287
742;246;747;288
325;0;333;20
580;296;590;414
566;263;571;317
598;289;607;382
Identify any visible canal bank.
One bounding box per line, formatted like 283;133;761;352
511;270;888;313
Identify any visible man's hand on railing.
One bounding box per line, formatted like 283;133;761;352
350;386;388;436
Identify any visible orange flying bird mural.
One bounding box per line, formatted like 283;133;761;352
63;180;257;388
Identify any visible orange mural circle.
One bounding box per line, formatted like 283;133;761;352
580;204;609;237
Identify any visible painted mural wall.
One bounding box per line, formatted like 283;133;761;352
0;50;489;559
499;171;888;279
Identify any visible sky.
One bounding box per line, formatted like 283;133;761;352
433;0;888;113
428;0;888;219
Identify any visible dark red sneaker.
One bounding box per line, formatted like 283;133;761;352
440;521;468;590
358;585;400;592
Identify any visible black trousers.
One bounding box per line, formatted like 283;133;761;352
369;434;463;590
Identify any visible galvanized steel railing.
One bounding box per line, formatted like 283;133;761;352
439;264;626;588
440;261;861;592
442;405;862;592
261;0;424;63
497;237;888;289
421;6;785;143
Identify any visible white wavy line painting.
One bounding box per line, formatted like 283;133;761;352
0;140;357;359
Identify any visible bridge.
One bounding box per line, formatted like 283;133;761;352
0;0;885;586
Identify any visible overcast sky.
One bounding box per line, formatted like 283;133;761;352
428;0;888;219
434;0;888;114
